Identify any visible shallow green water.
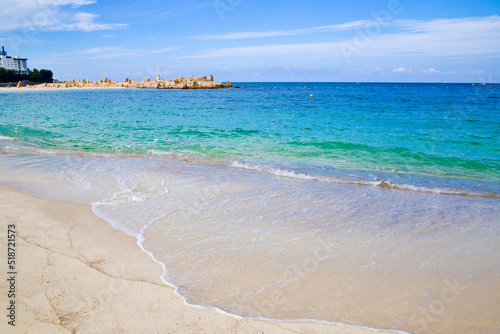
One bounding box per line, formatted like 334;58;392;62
1;82;499;196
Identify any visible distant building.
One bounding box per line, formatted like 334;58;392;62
0;46;28;75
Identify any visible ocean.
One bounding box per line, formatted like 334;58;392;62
1;82;499;333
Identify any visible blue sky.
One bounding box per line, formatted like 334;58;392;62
0;0;499;82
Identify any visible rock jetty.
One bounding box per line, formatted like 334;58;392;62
28;74;236;90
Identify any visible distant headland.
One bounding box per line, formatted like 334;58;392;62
4;74;237;90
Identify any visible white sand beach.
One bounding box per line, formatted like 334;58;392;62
0;185;400;334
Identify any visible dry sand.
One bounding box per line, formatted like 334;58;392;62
0;86;127;92
0;185;401;334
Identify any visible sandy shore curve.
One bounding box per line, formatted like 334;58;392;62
0;185;401;334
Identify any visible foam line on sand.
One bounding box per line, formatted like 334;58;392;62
0;185;402;333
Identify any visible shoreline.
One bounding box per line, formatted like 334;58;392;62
0;85;129;92
0;74;236;91
0;185;401;334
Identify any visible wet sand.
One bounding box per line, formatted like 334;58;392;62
0;185;399;334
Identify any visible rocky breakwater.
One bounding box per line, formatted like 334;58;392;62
28;74;236;90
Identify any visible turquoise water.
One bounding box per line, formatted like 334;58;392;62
1;83;499;196
1;83;499;333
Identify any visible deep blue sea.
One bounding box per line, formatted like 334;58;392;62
1;82;499;333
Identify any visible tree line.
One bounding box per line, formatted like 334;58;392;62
0;68;53;83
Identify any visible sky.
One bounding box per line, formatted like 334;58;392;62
0;0;499;82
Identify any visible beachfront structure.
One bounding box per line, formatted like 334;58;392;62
0;46;28;75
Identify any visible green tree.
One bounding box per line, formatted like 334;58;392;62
0;68;19;82
1;67;53;83
29;68;41;82
39;69;53;83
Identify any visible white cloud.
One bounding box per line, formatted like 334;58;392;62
0;0;126;32
181;16;500;60
0;0;96;9
422;68;440;74
191;19;382;40
393;67;412;73
45;13;127;32
191;15;500;45
397;15;500;34
43;0;96;7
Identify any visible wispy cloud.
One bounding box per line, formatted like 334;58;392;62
44;0;97;7
467;69;485;75
52;46;180;59
0;0;127;32
181;16;500;59
397;15;500;33
178;42;343;59
45;13;127;32
421;68;440;74
191;19;380;40
149;47;180;54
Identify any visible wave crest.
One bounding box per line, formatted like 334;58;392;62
229;161;500;199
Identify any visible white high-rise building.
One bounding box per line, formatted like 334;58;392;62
0;47;28;75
